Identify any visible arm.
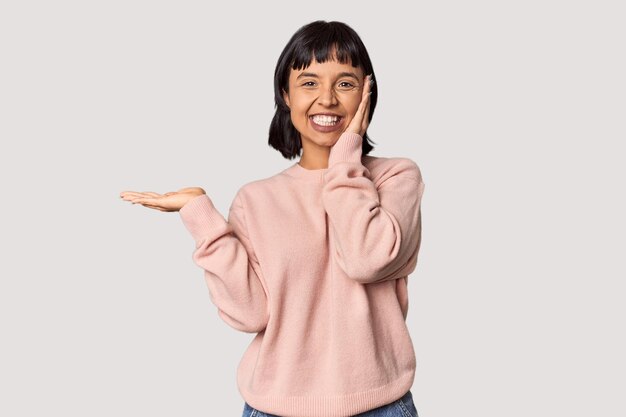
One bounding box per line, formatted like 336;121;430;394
179;191;269;333
322;132;426;284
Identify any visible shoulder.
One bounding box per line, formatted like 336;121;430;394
363;155;424;185
231;174;281;208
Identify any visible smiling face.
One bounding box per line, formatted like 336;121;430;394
282;53;366;152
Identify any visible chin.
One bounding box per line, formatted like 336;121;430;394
300;131;341;148
314;132;341;143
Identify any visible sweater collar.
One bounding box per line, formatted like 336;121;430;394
284;162;328;182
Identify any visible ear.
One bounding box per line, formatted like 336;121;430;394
282;89;290;108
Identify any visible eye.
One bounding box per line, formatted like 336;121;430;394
302;81;316;86
339;81;355;88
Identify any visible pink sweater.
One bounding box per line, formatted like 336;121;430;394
179;132;425;417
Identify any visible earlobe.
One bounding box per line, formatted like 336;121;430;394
282;89;290;108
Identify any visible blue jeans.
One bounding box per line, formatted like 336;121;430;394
242;390;419;417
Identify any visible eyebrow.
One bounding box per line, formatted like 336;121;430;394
296;71;360;80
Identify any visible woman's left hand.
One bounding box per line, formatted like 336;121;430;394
344;74;373;137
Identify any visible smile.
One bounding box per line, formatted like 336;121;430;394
309;115;344;132
310;115;340;125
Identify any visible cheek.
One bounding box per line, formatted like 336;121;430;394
292;106;309;121
345;104;360;119
289;98;310;115
289;104;309;126
345;94;362;113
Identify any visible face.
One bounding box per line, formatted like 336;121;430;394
282;54;366;149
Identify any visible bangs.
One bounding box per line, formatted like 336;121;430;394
290;39;362;71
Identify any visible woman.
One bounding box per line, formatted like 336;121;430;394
120;20;424;417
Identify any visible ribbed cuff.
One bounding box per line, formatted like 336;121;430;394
179;194;228;243
328;132;363;166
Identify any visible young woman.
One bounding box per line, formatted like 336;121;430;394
120;20;424;417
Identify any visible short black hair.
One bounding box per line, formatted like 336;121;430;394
268;20;378;159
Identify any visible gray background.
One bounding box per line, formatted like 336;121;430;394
1;1;624;416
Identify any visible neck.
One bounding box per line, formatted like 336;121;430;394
299;136;331;170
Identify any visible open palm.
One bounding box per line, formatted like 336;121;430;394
119;187;205;212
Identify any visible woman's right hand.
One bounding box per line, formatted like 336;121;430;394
119;187;206;212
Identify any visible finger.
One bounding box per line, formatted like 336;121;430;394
362;74;369;97
128;191;163;197
363;74;372;99
121;191;152;200
358;90;371;136
120;191;143;198
359;82;371;118
134;198;167;209
363;91;372;131
122;195;150;203
359;74;372;112
352;79;369;124
131;197;157;205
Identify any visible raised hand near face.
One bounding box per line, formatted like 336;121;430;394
344;73;373;138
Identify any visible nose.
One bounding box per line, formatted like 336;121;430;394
317;84;338;106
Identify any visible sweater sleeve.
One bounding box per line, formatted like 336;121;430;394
179;192;269;333
321;132;425;284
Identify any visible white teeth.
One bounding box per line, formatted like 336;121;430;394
311;115;340;126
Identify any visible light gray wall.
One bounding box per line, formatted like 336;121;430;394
1;1;624;416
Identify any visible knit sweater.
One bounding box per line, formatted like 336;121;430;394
179;131;425;417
